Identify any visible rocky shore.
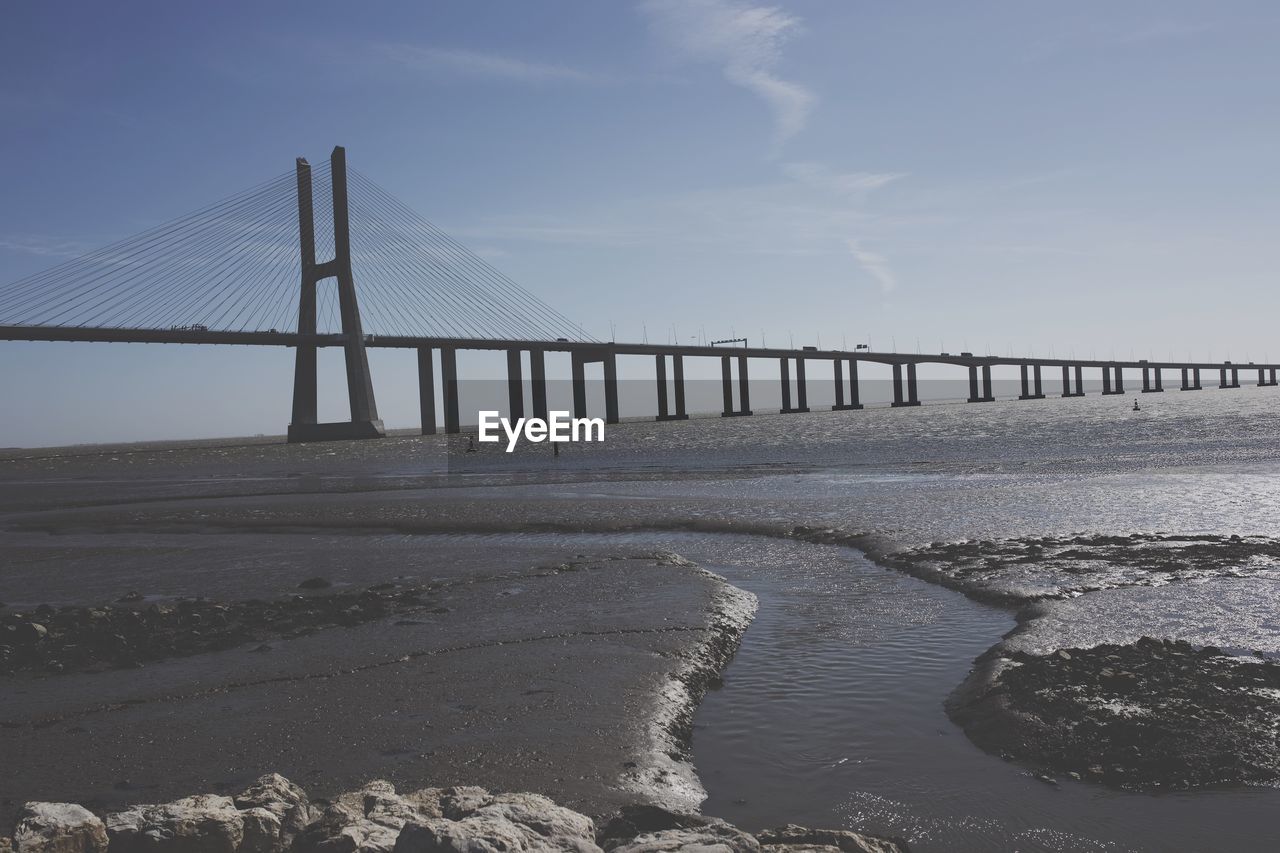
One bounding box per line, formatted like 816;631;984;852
947;636;1280;789
1;774;908;853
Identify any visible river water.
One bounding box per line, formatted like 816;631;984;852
4;383;1280;851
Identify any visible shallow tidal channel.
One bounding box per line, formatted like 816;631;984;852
618;532;1280;853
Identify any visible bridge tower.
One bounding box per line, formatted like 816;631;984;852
288;147;385;443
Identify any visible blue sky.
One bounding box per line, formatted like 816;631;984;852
3;1;1280;444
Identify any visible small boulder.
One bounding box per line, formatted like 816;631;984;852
13;803;108;853
105;794;244;853
234;774;314;844
609;821;760;853
756;824;909;853
236;809;282;853
292;781;443;853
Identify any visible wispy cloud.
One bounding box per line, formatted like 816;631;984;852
374;44;603;84
641;0;816;143
845;239;897;294
0;235;91;258
782;162;906;196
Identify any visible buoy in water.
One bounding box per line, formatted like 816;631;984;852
1132;400;1141;411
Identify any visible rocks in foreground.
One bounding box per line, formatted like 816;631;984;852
948;636;1280;789
2;776;908;853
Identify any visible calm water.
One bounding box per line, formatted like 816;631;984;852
6;385;1280;851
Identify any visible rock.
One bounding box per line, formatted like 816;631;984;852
1;836;14;853
236;810;281;853
106;794;244;853
756;824;909;853
292;781;443;853
298;578;331;590
234;773;314;843
13;803;109;853
394;789;600;853
435;788;489;822
598;805;711;846
117;592;145;603
608;820;760;853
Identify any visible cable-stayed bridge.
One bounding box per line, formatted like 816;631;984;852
1;147;1275;441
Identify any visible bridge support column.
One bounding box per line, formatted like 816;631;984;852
1074;364;1084;396
1259;368;1267;387
1061;365;1071;397
1154;368;1163;391
1271;368;1277;387
1115;366;1124;393
981;365;994;401
893;363;920;407
834;357;863;410
603;351;619;425
417;347;436;435
834;359;844;407
441;347;460;434
968;366;981;402
1219;367;1230;389
1193;367;1202;389
1018;364;1030;399
796;359;809;411
1230;367;1240;388
654;355;688;421
530;349;548;420
779;357;792;412
1101;366;1115;395
655;355;669;420
674;355;687;417
287;147;385;443
1033;364;1043;398
572;352;588;420
1142;366;1151;392
779;357;808;413
721;356;751;417
1181;367;1190;390
506;349;524;419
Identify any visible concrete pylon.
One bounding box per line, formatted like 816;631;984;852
288;147;385;443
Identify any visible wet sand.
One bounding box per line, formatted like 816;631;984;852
0;443;757;826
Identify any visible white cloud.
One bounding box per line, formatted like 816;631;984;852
782;162;906;195
375;44;602;84
641;0;816;143
846;239;897;293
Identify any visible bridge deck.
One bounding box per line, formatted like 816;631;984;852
0;325;1273;372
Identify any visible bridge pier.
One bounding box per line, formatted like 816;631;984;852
1019;364;1044;399
892;363;921;407
833;357;863;410
506;349;524;419
1102;365;1124;395
441;347;460;434
530;349;548;420
655;354;689;421
1231;367;1240;388
1062;364;1084;397
287;147;385;443
968;364;994;402
417;347;436;435
1154;368;1164;391
1219;366;1240;389
780;357;810;413
1141;365;1164;392
572;349;620;424
721;355;752;417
